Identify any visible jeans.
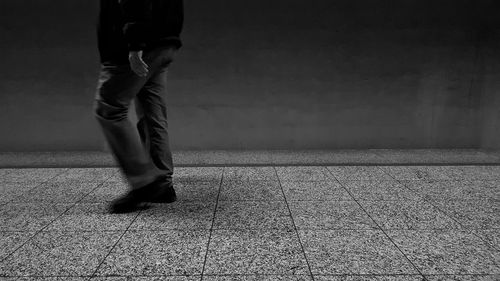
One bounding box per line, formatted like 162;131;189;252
94;47;175;190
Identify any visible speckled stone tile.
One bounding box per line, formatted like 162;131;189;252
0;203;71;231
174;167;223;183
379;166;456;181
80;181;129;203
289;201;377;230
202;276;313;281
0;231;121;277
46;203;137;231
373;149;499;164
99;168;125;183
386;229;500;274
204;229;308;275
213;201;293;230
431;200;500;229
281;181;352;201
11;180;103;203
89;277;200;281
342;180;418;201
299;229;418;275
326;166;393;181
443;166;500;180
358;200;462;230
275;167;331;181
219;180;284;201
313;276;425;281
401;180;498;201
95;230;209;276
472;229;500;250
0;182;41;203
129;201;215;230
0;231;35;261
0;168;68;183
0;276;89;281
173;180;220;202
424;275;500;281
224;167;278;181
52;168;115;183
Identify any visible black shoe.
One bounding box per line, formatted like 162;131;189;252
109;191;145;214
145;181;177;203
109;177;165;213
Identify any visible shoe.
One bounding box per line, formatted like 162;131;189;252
109;176;165;213
109;191;145;214
145;181;177;203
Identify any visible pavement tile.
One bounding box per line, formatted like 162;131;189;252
431;200;500;229
299;229;417;275
0;232;35;261
219;180;284;201
129;201;215;230
95;230;209;276
472;229;500;250
380;166;456;181
386;229;500;274
0;276;89;281
174;167;223;183
0;203;71;231
46;203;137;231
342;180;418;201
203;276;312;281
289;201;378;230
424;275;500;281
326;166;393;181
80;181;129;203
11;180;102;203
0;168;68;183
358;200;462;230
314;276;424;281
90;277;200;281
443;166;500;180
223;167;278;181
213;201;293;230
401;180;499;201
0;182;41;203
204;229;308;275
52;168;115;183
0;231;121;277
275;167;331;181
373;149;499;164
100;168;125;183
174;180;220;202
281;181;352;201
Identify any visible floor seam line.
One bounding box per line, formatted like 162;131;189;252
200;167;224;280
324;166;428;280
274;166;316;281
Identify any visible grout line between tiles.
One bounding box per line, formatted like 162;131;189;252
200;167;224;281
323;166;428;280
377;166;500;254
274;166;316;281
0;168;92;263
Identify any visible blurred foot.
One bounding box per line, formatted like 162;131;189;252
145;181;176;203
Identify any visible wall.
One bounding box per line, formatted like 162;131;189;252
0;0;498;151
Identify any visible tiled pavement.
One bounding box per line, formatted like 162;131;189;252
0;165;499;280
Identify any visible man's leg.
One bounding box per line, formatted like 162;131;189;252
94;63;163;190
134;66;174;184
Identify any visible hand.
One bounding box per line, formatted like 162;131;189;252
129;50;149;77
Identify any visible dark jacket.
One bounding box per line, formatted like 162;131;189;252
98;0;183;63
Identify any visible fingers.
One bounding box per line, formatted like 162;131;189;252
131;58;149;77
129;51;149;77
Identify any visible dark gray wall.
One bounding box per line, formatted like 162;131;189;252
0;0;498;151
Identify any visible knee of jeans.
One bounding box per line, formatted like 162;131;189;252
93;99;128;122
